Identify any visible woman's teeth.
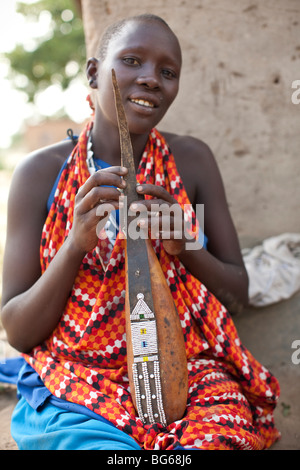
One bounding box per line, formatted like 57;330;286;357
130;98;154;108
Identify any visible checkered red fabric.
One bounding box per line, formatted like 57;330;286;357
23;122;280;449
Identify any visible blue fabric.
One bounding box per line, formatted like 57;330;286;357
1;358;140;449
199;231;208;250
16;360;51;409
47;156;112;212
0;357;53;409
11;396;141;450
15;360;113;423
15;359;123;425
47;162;65;213
0;357;24;384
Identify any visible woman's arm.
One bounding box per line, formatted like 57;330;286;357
176;137;249;313
1;151;127;353
1;151;82;353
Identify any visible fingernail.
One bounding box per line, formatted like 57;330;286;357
136;185;143;192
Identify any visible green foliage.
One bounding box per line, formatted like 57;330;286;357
6;0;86;102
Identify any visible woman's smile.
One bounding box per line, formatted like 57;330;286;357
129;98;156;108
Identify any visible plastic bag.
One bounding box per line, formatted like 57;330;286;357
242;233;300;307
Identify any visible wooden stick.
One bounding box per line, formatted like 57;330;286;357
112;69;188;425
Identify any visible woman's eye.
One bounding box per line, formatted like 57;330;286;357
123;57;139;66
162;69;176;79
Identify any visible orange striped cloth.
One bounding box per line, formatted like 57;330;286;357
23;122;280;449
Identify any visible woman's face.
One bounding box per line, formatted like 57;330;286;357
93;20;182;135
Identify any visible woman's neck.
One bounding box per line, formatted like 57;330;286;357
91;118;150;171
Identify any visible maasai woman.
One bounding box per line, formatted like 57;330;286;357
1;14;280;450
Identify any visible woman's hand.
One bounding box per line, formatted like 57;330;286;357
129;184;190;256
68;166;128;254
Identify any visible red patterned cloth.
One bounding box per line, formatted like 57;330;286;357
23;122;280;449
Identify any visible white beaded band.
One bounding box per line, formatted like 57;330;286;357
130;293;167;427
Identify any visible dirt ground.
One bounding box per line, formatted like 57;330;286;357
0;387;18;450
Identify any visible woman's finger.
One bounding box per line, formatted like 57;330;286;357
137;210;185;239
76;166;127;200
136;183;176;204
76;186;122;213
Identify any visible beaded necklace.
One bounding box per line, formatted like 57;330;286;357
86;129;102;174
85;128;119;265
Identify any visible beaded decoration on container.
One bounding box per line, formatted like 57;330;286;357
130;293;167;426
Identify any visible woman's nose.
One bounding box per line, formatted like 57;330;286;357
136;66;160;89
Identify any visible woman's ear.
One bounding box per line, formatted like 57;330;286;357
86;57;99;89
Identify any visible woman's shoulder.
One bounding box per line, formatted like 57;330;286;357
9;138;75;213
14;138;74;181
159;130;220;204
12;139;74;192
161;130;213;158
160;130;218;181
